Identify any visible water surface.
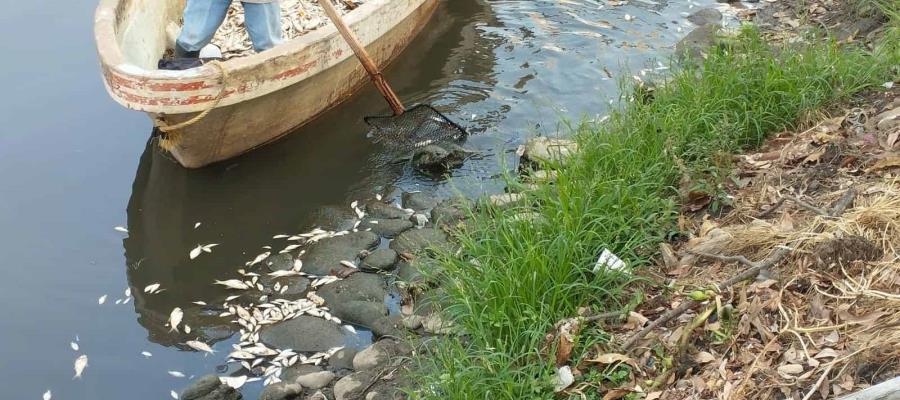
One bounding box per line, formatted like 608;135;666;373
0;0;721;398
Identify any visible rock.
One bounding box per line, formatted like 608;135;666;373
277;277;311;300
369;314;404;338
391;228;450;255
352;339;411;371
402;315;424;330
329;347;359;370
265;253;295;272
333;371;375;400
319;273;388;304
365;202;410;219
281;365;322;383
306;391;327;400
181;375;242;400
521;137;578;166
301;231;380;276
396;261;424;285
331;300;388;328
258;382;303;400
402;192;439;211
430;205;466;227
410;213;429;228
489;193;525;208
411;143;467;175
675;24;721;61
423;314;454;335
361;219;413;238
294;371;335;390
687;8;722;26
361;249;399;272
260;316;347;352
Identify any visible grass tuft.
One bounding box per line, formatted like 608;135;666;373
411;22;898;400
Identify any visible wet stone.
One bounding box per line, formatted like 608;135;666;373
396;261;424;285
391;228;450;255
265;253;294;272
353;340;396;371
260;315;346;352
365;202;410;219
330;300;387;328
402;192;439;211
181;375;242;400
258;382;303;400
281;364;322;383
431;205;466;227
687;8;723;26
369;314;404;338
676;24;721;61
412;143;467;175
329;347;359;370
361;219;413;238
301;231;380;276
294;370;335;390
334;371;375;400
521;137;578;166
277;277;311;300
318;273;387;304
361;249;399;272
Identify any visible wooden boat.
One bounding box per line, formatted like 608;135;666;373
94;0;439;168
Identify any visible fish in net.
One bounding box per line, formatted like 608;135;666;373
364;105;468;152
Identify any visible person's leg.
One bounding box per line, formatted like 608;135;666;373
242;1;283;52
175;0;232;57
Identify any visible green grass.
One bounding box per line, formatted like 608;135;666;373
410;22;898;400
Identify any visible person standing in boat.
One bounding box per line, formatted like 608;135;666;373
174;0;283;58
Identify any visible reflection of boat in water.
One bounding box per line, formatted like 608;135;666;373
121;0;498;348
95;0;440;168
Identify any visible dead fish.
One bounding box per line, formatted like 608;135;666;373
141;351;153;358
144;283;162;293
124;287;132;297
168;307;183;332
344;325;357;334
170;390;179;399
191;301;206;306
168;371;186;378
73;354;88;379
184;325;191;334
350;200;359;209
202;244;219;253
115;299;122;305
70;342;79;351
339;260;357;269
220;375;248;389
114;226;128;233
214;280;250;290
273;234;289;239
43;390;51;400
98;295;107;305
268;270;299;278
194;222;202;229
247;252;271;267
189;245;204;260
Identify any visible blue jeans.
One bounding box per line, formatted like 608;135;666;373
176;0;282;55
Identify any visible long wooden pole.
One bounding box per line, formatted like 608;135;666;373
318;0;406;115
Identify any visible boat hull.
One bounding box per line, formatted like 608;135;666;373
95;0;438;168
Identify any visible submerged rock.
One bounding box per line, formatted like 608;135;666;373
430;204;466;227
361;219;413;238
265;253;294;272
301;231;380;276
369;314;404;338
318;274;389;327
331;300;388;328
411;143;467;175
260;315;346;352
402;192;439;211
391;228;450;255
181;375;242;400
361;248;399;272
396;261;424;285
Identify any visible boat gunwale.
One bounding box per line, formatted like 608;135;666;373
94;0;424;113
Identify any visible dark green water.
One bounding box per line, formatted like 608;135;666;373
0;0;722;398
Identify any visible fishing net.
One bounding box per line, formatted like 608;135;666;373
364;105;468;151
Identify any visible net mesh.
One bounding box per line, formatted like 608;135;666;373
364;105;468;151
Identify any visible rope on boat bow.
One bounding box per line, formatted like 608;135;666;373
155;60;229;151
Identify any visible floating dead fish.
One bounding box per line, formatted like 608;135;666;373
344;325;357;334
170;390;179;399
124;287;132;297
273;234;289;239
191;301;206;306
376;194;383;201
202;244;219;253
228;350;256;360
225;295;240;302
220;375;248;389
190;245;204;260
247;252;271;267
214;280;250;290
194;222;202;229
141;351;153;358
98;295;107;305
43;390;51;400
70;342;79;351
73;354;88;379
168;307;183;332
185;340;215;354
339;260;358;269
168;371;186;378
114;226;128;233
144;283;162;294
281;244;301;253
123;297;131;305
115;299;122;305
184;325;191;334
350;201;359;209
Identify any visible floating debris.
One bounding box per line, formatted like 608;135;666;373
73;354;88;379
